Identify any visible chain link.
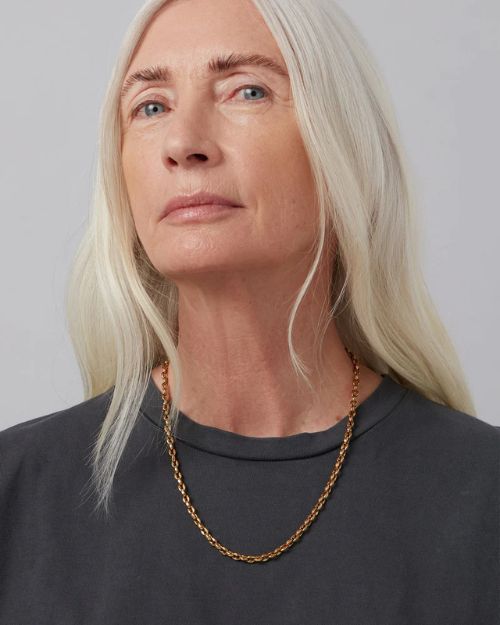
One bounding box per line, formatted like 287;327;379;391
161;349;360;563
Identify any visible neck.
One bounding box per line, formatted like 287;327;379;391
151;269;382;437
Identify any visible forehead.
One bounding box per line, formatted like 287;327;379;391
128;0;283;75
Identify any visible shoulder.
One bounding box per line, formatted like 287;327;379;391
402;385;500;439
0;387;114;487
0;386;113;445
395;385;500;473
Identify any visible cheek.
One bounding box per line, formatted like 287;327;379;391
122;142;143;209
242;122;317;241
121;140;161;237
122;140;153;201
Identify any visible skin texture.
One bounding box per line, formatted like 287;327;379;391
121;0;382;437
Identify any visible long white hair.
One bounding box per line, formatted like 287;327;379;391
66;0;476;518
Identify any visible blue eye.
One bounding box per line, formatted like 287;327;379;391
238;85;269;101
132;101;166;118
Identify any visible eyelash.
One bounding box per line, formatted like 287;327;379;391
131;84;270;119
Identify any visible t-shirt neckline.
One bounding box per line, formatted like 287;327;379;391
140;373;409;460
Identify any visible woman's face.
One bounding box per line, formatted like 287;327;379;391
121;0;318;281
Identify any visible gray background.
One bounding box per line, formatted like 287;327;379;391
1;1;498;429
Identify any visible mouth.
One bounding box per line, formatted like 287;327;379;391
160;192;243;221
162;203;244;224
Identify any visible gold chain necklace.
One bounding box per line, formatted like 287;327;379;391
160;348;360;563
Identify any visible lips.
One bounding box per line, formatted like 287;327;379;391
160;192;243;221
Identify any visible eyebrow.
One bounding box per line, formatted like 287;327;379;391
120;52;289;101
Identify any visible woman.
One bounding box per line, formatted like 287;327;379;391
1;0;498;622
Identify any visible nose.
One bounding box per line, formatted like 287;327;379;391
161;103;223;170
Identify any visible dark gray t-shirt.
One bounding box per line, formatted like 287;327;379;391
1;374;499;624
